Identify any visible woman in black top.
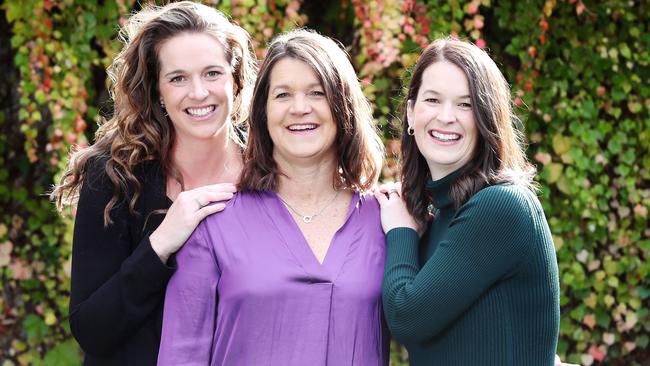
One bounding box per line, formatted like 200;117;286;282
51;2;257;364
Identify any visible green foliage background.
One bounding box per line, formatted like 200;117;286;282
0;0;648;365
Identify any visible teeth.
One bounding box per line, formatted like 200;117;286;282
186;106;215;117
430;131;460;141
288;124;317;131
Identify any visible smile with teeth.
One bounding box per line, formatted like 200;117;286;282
186;105;216;117
288;123;318;131
430;130;461;141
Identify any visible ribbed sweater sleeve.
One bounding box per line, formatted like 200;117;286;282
382;185;533;344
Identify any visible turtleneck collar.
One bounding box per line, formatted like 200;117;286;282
425;169;463;210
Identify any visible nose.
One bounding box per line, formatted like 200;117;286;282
289;93;312;114
437;102;456;124
189;78;209;100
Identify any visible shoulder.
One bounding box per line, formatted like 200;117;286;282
354;191;383;230
358;191;380;209
82;156;161;190
226;190;265;209
458;184;540;230
202;190;265;225
354;191;381;217
469;184;536;213
80;155;112;194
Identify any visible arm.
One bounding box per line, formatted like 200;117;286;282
380;186;532;343
158;222;220;365
69;162;175;356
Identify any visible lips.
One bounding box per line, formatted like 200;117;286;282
287;123;318;132
429;130;461;142
185;105;216;117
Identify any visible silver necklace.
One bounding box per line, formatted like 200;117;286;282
277;190;341;223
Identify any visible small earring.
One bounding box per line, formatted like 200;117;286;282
407;126;415;136
160;100;168;117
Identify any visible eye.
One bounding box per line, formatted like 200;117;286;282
206;70;223;79
310;90;326;97
275;92;290;99
424;97;440;104
459;102;472;109
169;75;186;83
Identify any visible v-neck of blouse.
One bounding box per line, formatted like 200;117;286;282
261;191;361;282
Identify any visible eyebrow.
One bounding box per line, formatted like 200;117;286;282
422;89;471;99
163;65;226;78
270;82;323;92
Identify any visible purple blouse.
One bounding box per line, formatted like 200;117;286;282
158;191;389;366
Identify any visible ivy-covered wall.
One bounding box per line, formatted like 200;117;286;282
1;0;648;365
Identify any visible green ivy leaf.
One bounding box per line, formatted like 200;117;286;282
22;314;49;343
43;341;82;366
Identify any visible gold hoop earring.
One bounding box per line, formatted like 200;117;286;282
407;126;415;136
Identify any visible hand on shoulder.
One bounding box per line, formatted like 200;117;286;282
150;183;236;263
372;182;420;235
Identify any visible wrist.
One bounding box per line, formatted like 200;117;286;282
149;232;171;264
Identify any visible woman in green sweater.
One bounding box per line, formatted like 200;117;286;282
375;37;561;365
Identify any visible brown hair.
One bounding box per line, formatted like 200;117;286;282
401;37;536;229
239;29;383;192
51;1;256;225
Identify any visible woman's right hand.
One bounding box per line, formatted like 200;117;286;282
373;182;419;235
149;183;236;263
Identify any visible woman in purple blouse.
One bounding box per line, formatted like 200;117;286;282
158;29;389;365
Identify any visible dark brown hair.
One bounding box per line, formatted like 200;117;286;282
401;37;536;229
52;1;256;225
239;29;383;192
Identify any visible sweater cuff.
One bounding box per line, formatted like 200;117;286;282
385;227;420;266
121;236;176;294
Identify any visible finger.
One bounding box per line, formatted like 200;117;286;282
200;191;235;204
377;182;394;193
373;189;389;206
196;202;227;220
204;183;237;192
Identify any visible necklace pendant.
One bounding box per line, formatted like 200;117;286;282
302;215;313;223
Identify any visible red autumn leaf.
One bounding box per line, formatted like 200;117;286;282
539;18;549;32
589;344;607;362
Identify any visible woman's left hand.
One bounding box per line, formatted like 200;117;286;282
373;182;419;234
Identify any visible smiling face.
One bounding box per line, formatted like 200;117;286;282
158;32;234;144
407;60;478;180
266;57;337;166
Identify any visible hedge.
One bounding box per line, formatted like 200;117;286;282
0;0;648;365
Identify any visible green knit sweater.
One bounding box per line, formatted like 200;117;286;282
383;171;560;365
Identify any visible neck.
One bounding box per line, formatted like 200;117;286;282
275;154;338;205
172;128;240;189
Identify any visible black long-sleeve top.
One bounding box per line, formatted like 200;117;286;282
69;158;174;365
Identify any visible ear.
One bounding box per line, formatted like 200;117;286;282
406;99;414;129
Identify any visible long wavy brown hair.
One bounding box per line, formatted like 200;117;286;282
51;1;257;226
401;37;536;229
239;29;383;192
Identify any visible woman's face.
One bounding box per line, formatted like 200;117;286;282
265;57;337;166
408;61;478;180
158;32;234;144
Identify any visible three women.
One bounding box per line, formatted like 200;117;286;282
55;1;561;364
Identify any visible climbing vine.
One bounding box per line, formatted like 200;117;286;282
1;0;648;364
